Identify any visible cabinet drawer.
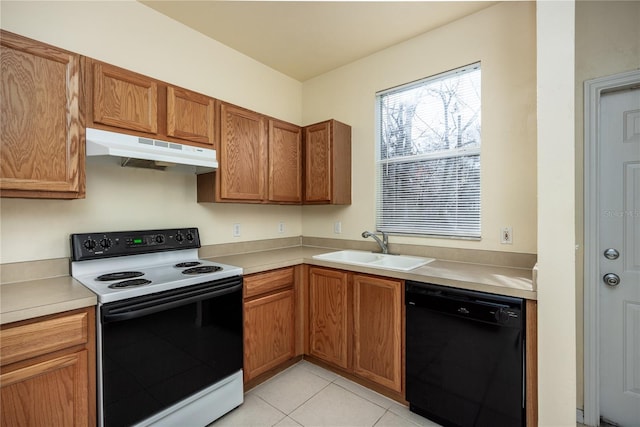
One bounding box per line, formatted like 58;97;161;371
0;311;89;366
244;267;294;299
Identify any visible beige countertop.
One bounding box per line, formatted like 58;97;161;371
208;246;536;300
0;276;97;325
0;246;535;325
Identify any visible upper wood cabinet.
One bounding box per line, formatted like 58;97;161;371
0;30;85;199
269;119;302;203
197;103;302;204
167;86;215;145
87;59;215;147
218;102;268;201
91;61;158;134
303;119;351;205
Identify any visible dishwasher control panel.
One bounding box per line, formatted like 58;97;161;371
405;280;523;327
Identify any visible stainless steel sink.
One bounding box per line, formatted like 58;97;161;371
312;250;434;272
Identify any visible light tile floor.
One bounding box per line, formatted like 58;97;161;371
210;361;592;427
210;360;441;427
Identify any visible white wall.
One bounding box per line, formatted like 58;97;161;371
574;0;640;410
301;2;538;255
537;1;576;425
0;1;303;263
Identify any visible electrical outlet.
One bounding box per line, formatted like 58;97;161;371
501;227;513;244
278;222;285;234
233;223;241;237
334;221;342;234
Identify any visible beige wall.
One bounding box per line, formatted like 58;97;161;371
574;0;640;411
0;1;303;263
301;2;538;255
1;1;539;263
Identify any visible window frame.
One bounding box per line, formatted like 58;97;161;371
374;63;482;240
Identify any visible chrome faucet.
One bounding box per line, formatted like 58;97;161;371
362;230;389;254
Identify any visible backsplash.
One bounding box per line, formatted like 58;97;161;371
1;236;536;285
302;237;537;269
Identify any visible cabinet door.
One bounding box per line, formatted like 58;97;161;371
92;61;158;133
308;267;350;369
268;120;302;203
353;274;403;393
303;119;351;205
167;86;215;145
0;350;89;427
303;121;332;203
0;31;84;199
219;103;267;201
244;289;295;382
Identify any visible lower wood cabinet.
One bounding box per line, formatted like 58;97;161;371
243;267;297;383
353;274;403;393
307;266;403;395
242;264;534;413
308;267;350;370
1;350;89;426
0;307;96;427
244;289;295;381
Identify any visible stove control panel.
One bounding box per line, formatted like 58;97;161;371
71;228;201;261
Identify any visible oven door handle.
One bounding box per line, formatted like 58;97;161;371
101;281;242;323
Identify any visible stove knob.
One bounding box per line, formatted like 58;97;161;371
84;239;96;251
186;232;194;241
100;238;112;249
155;235;165;244
175;233;184;242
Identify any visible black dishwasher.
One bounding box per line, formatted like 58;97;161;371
406;281;525;427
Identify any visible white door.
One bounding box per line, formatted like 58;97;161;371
599;87;640;427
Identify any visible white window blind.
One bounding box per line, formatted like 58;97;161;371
375;63;481;238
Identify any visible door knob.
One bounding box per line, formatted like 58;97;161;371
603;273;620;287
603;248;620;260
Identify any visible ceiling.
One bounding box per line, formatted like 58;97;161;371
140;1;498;82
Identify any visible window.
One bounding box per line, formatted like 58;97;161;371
375;63;481;239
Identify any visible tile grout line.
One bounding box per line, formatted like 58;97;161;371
248;394;289;426
252;361;337;425
246;362;428;427
371;409;388;427
297;365;396;427
292;362;407;426
286;380;334;425
330;379;395;411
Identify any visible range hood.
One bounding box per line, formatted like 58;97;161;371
86;128;217;173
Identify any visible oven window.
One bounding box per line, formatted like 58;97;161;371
100;281;243;426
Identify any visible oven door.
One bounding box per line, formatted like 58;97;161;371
99;276;243;427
